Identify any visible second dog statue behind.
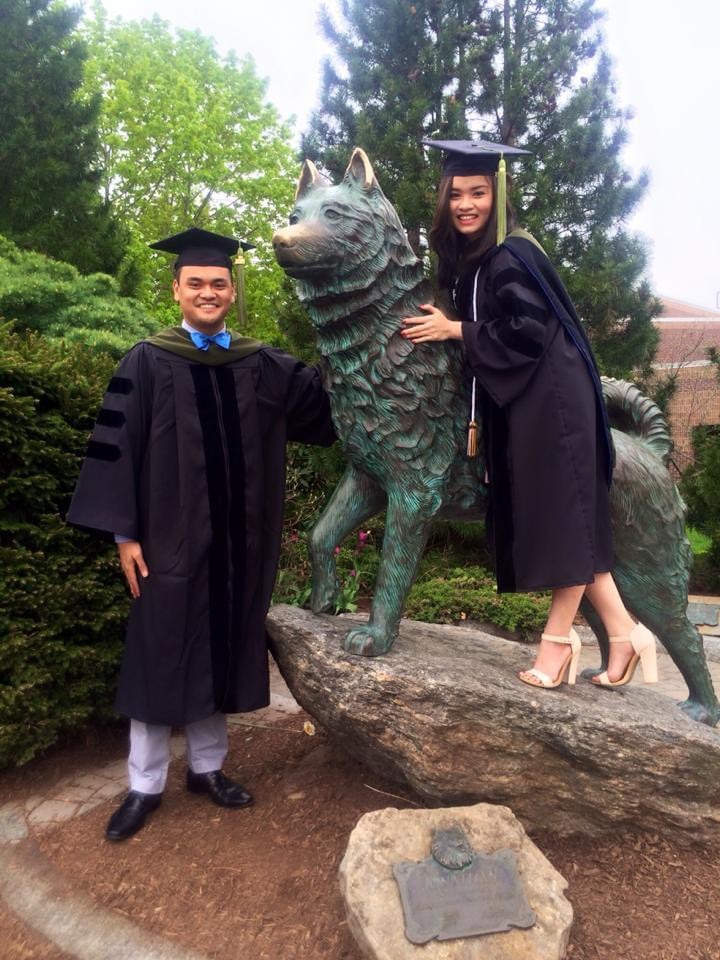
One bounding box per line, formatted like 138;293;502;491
272;147;718;726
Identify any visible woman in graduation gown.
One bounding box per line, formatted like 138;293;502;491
401;140;657;692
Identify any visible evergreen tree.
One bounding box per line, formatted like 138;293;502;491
0;0;127;276
303;0;480;252
305;0;660;377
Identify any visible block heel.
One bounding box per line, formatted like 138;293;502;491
591;623;658;687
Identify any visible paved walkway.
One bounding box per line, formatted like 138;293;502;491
2;629;720;960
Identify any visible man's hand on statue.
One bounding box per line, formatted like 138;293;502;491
118;540;149;599
401;304;462;343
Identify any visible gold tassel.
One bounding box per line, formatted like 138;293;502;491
467;420;478;458
234;249;247;328
496;155;507;246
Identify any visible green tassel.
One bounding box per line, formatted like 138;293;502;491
496;155;507;245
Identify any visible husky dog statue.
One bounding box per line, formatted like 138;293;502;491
273;148;719;726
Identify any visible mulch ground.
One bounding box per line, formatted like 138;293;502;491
2;717;719;960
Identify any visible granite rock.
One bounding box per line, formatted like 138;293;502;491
339;804;572;960
267;605;720;845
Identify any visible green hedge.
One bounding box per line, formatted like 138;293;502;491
682;425;720;593
406;565;550;636
0;233;158;356
0;327;128;767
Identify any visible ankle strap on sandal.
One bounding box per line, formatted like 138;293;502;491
541;631;576;645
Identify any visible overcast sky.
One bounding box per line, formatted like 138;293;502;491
95;0;720;311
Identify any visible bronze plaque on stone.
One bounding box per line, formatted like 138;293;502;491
392;825;536;944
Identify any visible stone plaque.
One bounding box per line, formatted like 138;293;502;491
687;601;720;628
392;825;536;944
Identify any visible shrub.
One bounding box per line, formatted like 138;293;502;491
0;327;128;767
0;233;158;356
406;565;550;637
682;425;720;592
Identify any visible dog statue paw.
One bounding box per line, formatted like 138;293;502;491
343;624;396;657
678;698;720;728
310;580;340;614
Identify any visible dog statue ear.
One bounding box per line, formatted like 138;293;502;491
295;159;328;202
343;148;378;192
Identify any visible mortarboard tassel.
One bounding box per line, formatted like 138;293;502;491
235;249;247;328
467;419;478;458
496;155;507;246
466;271;482;458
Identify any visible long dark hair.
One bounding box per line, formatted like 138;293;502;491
429;175;518;288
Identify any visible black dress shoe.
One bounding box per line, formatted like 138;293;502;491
186;769;254;808
105;790;162;842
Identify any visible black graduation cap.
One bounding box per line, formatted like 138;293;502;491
422;138;531;177
149;227;254;272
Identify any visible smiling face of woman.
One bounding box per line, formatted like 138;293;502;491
448;175;495;237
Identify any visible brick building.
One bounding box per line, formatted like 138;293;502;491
652;298;720;474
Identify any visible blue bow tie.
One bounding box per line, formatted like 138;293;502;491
189;329;231;351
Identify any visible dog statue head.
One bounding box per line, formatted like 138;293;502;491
272;148;419;305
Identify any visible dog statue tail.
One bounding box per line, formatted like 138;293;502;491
596;376;719;725
601;377;673;466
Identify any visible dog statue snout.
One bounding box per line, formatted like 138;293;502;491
272;229;293;251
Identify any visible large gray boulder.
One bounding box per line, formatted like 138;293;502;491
339;804;572;960
266;605;720;846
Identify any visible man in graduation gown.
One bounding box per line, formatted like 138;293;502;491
67;228;335;841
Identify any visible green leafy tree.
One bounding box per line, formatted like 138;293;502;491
81;6;300;338
305;0;659;376
0;234;157;356
0;0;128;276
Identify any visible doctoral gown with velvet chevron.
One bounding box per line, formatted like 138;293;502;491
67;333;335;725
455;232;615;593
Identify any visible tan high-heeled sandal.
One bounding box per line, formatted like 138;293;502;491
591;623;658;686
518;629;581;689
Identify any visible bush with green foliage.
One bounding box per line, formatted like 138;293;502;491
0;234;157;356
0;327;129;767
406;564;550;637
682;425;720;592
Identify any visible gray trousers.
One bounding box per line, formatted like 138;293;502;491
128;712;228;794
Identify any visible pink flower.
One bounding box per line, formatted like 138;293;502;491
358;530;368;544
334;546;341;555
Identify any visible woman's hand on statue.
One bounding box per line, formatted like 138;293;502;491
401;304;462;343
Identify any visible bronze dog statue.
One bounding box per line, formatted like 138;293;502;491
273;147;719;726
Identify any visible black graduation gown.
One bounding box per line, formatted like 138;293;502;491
456;232;614;593
67;330;335;725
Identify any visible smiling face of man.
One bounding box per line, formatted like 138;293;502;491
172;266;236;333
